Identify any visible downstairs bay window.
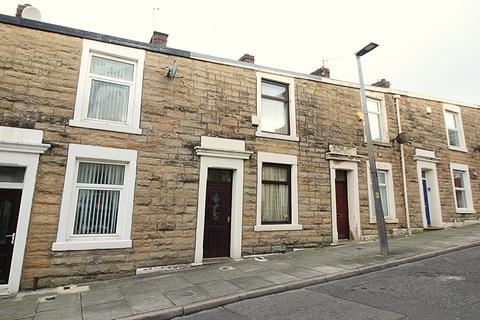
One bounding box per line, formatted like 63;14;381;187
52;144;137;251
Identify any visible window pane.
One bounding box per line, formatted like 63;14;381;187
369;112;382;140
445;111;457;129
379;185;388;217
88;80;130;122
262;184;289;223
73;189;120;234
377;171;387;185
0;199;12;244
90;56;134;81
261;98;289;134
455;190;467;208
262;81;286;99
366;100;380;113
448;129;460;147
263;165;288;182
77;163;125;185
453;171;465;188
0;166;25;183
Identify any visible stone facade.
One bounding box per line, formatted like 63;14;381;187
0;20;478;290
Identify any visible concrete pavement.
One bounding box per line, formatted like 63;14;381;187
179;246;480;319
1;224;480;320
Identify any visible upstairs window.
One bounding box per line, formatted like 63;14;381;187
70;40;145;135
367;99;383;141
255;73;298;142
261;80;290;135
443;105;466;151
87;56;134;123
366;98;385;141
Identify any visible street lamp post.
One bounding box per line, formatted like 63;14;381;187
355;42;389;256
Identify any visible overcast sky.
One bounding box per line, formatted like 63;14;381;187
1;0;479;104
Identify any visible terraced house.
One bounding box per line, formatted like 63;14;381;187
0;10;479;294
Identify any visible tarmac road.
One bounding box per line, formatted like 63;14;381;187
177;246;480;320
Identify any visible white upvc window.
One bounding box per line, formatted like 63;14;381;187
450;163;475;214
365;96;389;143
255;152;302;231
254;72;299;142
367;162;397;223
70;40;145;135
443;104;467;152
52;144;137;251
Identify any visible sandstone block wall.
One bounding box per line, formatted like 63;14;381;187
0;23;478;289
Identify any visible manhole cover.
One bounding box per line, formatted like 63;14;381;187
178;291;196;297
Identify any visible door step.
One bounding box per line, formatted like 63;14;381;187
424;226;445;230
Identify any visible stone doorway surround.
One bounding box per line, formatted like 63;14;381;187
193;137;252;265
414;149;443;229
327;145;363;244
0;126;50;294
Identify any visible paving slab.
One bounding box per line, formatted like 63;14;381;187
125;292;174;314
83;300;133;320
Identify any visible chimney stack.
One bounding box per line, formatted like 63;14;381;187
16;4;31;17
150;31;168;47
311;66;330;78
239;54;255;64
371;79;390;88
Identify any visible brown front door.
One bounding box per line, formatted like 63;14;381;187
0;189;22;285
335;170;350;240
203;169;233;258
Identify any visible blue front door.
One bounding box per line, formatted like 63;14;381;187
422;171;431;226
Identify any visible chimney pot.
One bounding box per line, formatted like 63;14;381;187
371;78;391;88
150;31;168;47
311;66;330;78
16;4;31;17
239;54;255;64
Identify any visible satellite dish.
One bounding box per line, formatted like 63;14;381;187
166;61;177;79
21;6;42;21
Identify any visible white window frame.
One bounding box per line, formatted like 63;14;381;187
449;163;475;214
255;152;302;231
365;92;389;143
255;72;299;142
69;39;145;135
367;162;397;223
443;104;467;152
52;144;137;251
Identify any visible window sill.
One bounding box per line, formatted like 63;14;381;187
448;146;468;153
369;218;398;224
254;224;303;232
372;140;392;147
456;208;476;214
52;239;132;251
69;119;142;135
255;131;299;142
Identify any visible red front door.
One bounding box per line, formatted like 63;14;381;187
335;170;350;240
0;189;22;285
203;169;232;258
